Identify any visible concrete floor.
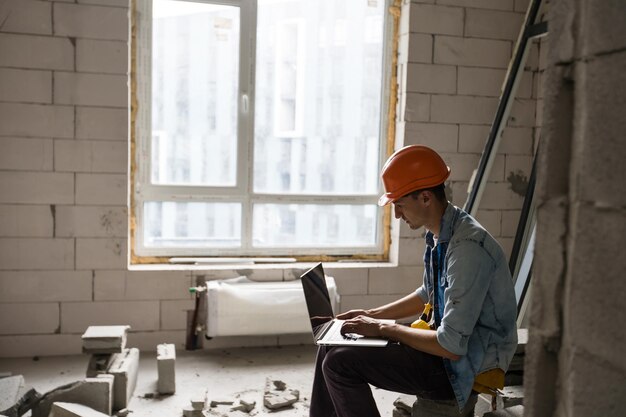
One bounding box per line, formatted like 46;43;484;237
0;344;401;417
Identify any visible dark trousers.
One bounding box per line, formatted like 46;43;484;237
310;343;455;417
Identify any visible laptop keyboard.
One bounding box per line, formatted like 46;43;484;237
323;320;361;342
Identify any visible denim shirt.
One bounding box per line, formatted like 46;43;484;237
415;204;518;410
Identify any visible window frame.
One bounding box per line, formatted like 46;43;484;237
130;0;396;262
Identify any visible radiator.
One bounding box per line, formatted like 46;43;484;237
205;276;339;337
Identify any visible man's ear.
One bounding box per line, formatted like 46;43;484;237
421;191;432;206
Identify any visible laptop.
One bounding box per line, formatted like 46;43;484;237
300;263;391;347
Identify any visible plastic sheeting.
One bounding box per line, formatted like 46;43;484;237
206;276;339;337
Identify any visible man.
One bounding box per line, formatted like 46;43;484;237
309;145;518;417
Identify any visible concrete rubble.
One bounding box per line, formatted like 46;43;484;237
48;402;110;417
32;375;114;417
0;375;41;417
108;348;140;411
262;378;299;411
392;394;414;417
81;326;130;354
156;343;176;395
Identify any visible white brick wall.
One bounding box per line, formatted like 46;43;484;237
0;205;53;237
0;137;53;171
0;0;536;357
61;301;160;333
76;107;128;141
0;68;52;103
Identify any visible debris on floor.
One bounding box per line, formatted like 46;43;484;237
392;394;414;417
157;343;176;395
0;375;42;417
81;326;130;354
32;375;114;417
263;378;300;410
48;401;110;417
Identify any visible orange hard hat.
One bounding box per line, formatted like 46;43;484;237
378;145;450;206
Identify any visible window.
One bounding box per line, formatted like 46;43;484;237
131;0;392;259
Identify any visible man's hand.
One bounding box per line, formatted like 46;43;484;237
340;315;385;338
336;309;371;320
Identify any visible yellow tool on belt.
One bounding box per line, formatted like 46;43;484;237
411;303;434;330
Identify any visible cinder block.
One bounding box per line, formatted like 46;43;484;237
49;402;110;417
0;68;52;103
458;67;506;97
32;375;114;417
76;107;128;141
404;122;458;152
55;206;127;238
369;266;423;295
125;331;185;352
476;210;502;236
406;63;456;94
340;294;405;314
0;33;73;70
0;0;52;35
108;348;140;411
78;0;130;6
321;267;368;296
397;237;426;267
93;270;191;301
61;301;159;333
434;36;511;68
0;271;91;303
77;39;128;74
448;181;469;208
0;238;74;270
573;52;626;207
579;0;626;57
0;303;59;335
431;95;498;125
408;33;432;64
0;103;74;138
507;98;536;127
53;3;128;41
441;152;481;182
76;238;126;270
505;155;533;180
54;72;127;107
75;174;126;205
480;182;524;210
0;334;81;358
0;172;73;205
458;125;490;153
436;0;514;11
0;137;53;171
501;210;521;237
157;343;176;394
82;325;130;354
409;4;464;36
0;375;25;411
500;127;534;154
54;140;127;173
404;93;430;122
0;204;53;237
161;300;195;330
514;0;530;12
465;9;524;41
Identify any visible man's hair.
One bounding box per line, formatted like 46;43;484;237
408;183;447;203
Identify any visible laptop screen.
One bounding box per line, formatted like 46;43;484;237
300;263;335;336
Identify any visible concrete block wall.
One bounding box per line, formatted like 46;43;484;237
0;0;530;357
524;1;626;416
397;0;539;260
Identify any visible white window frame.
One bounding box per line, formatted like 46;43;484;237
131;0;394;259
